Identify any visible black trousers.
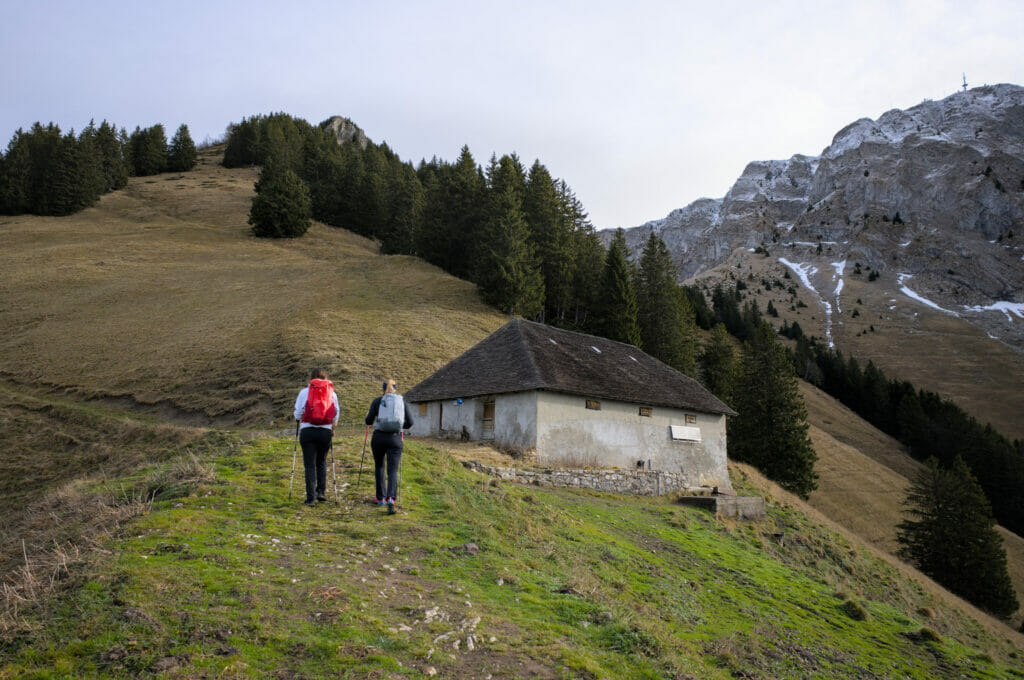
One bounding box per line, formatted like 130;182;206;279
299;426;332;501
371;430;403;502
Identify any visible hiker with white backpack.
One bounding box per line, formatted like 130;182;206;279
293;368;340;506
364;378;414;515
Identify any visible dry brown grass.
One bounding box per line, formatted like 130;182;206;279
731;461;1024;644
798;380;1024;630
0;146;505;428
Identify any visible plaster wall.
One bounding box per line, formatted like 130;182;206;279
406;398;483;439
535;392;730;490
406;392;538;449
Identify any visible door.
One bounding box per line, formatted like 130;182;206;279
481;399;495;440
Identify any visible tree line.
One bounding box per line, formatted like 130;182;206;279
0;121;197;216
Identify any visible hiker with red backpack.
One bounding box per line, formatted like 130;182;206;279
364;378;414;515
293;368;340;506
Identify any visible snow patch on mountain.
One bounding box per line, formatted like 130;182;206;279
897;274;959;316
779;258;836;348
964;301;1024;322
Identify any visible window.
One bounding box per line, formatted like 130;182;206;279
638;406;652;417
419;402;428;416
585;400;601;410
685;414;697;425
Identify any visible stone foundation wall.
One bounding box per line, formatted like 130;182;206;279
461;460;715;496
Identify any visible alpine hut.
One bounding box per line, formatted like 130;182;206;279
405;319;737;491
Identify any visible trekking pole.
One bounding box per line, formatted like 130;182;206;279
330;434;338;503
356;425;369;496
398;430;404;505
288;421;299;500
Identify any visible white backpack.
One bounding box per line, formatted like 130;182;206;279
376;393;404;433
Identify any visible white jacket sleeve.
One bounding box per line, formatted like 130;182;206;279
293;388;308;422
333;392;340;424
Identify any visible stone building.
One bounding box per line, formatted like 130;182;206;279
405;319;737;492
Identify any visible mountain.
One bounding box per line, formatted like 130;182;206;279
610;84;1024;350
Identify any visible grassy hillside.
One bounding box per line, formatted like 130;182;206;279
2;148;1022;676
2;434;1022;679
0;146;506;429
799;381;1024;631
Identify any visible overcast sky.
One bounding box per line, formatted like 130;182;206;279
2;1;1022;229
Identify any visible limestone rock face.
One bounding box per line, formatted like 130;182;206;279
320;116;369;150
610;84;1024;345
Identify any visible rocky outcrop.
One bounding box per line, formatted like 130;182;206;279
320;116;369;150
610;84;1024;342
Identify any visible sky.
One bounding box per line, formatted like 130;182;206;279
2;0;1023;230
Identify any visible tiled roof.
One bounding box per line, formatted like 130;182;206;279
405;319;736;416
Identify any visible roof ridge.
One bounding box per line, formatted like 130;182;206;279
510;318;547;388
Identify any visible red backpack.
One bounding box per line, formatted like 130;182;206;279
302;379;337;425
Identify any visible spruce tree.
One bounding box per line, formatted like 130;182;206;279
0;129;30;214
897;458;1018;619
595;229;641;346
699;324;739;407
248;162;312;238
94;121;128;191
565;185;605;332
475;184;544;317
167;124;197;172
730;321;818;498
417;145;486;279
524;161;574;323
129;124;168;176
637;233;698;375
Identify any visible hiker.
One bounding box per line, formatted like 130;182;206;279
293;367;340;506
365;378;413;515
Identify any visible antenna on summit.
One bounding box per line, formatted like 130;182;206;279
962;73;968;92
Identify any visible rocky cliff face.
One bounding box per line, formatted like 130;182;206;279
609;84;1024;346
321;115;369;150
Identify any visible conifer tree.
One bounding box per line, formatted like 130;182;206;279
637;233;698;375
524;161;574;323
564;183;605;332
129;124;168;176
0;129;30;214
475;184;544;317
248;162;312;238
167;124;197;172
379;158;424;255
417;146;486;279
595;229;641;346
699;324;739;407
730;321;818;498
897;458;1018;619
94;121;128;191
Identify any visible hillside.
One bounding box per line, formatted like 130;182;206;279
1;148;1022;676
2;432;1023;678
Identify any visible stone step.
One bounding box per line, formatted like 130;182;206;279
676;495;765;521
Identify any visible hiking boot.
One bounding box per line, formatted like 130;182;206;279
387;498;396;515
316;494;327;502
303;499;316;507
375;497;386;506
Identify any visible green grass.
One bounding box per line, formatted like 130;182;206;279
2;435;1021;679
